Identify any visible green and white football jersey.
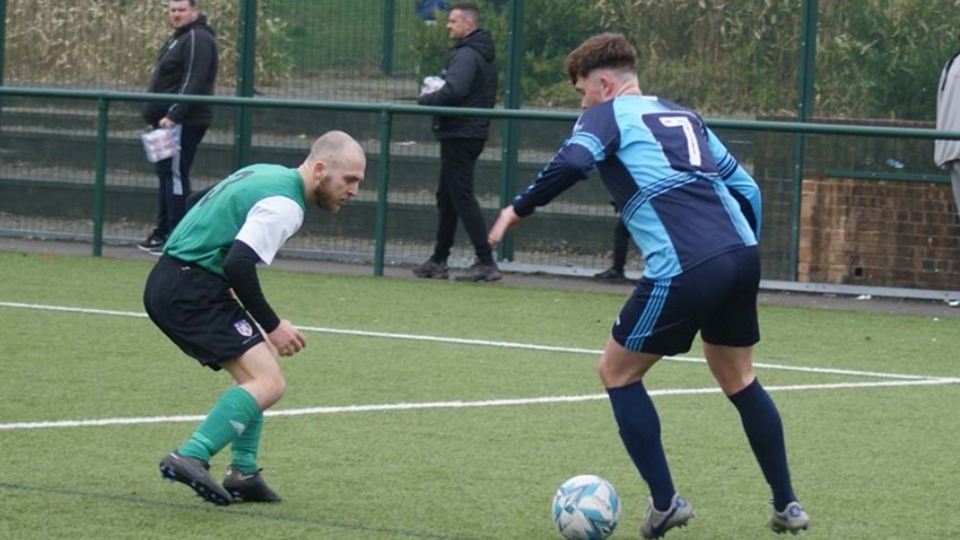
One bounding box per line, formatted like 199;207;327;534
165;164;307;276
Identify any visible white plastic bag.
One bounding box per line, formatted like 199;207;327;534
141;128;178;163
420;76;446;97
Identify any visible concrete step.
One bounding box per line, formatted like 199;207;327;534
0;171;619;257
0;124;609;202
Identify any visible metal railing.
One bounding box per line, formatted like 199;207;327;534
1;86;958;299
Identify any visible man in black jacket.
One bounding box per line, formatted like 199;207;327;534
414;2;501;282
138;0;219;254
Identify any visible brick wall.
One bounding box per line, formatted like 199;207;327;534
798;177;960;289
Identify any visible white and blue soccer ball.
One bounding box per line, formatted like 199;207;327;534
551;474;621;540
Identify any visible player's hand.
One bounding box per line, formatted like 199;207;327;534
488;206;523;248
267;319;306;357
159;117;176;129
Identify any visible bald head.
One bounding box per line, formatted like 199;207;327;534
299;131;366;213
306;130;365;169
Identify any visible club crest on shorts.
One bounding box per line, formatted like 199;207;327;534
233;318;254;337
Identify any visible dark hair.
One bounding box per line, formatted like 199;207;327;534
449;2;480;23
565;33;637;85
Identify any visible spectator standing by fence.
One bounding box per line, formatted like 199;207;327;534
936;46;960;223
138;0;219;254
413;3;500;283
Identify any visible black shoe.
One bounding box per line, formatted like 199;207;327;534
454;261;502;282
159;451;233;506
593;266;627;282
412;259;449;279
137;232;166;253
223;465;282;503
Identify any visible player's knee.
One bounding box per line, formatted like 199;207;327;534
597;356;632;388
597;343;656;388
266;373;287;406
596;358;611;385
252;372;286;409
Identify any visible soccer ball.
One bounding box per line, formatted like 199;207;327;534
551;474;621;540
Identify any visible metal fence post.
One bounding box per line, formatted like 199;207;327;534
234;0;257;170
0;0;7;135
498;0;524;262
791;0;818;281
92;97;109;257
374;108;394;276
0;0;6;87
381;0;396;77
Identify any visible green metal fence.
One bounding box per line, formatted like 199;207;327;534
1;86;957;291
1;0;959;295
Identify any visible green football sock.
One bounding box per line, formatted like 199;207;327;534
230;409;264;474
178;386;261;463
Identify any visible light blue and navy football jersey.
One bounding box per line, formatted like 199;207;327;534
512;95;762;280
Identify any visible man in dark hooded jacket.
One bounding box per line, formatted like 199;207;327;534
138;0;219;254
414;2;500;282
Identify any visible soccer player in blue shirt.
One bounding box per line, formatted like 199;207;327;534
488;33;809;538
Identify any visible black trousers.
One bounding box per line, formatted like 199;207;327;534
153;123;208;238
431;138;493;264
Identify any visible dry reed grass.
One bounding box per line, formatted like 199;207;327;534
5;0;289;89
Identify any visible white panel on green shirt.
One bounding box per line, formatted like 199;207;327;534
165;164;306;276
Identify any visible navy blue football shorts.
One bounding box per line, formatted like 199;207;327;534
612;246;761;356
143;254;265;370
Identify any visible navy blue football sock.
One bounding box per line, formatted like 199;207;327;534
728;378;797;511
607;380;676;511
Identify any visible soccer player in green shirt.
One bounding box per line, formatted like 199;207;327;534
143;130;365;505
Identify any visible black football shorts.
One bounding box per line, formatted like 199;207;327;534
143;254;265;370
612;246;761;356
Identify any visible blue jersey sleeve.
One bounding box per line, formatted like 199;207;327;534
512;105;620;217
706;127;762;240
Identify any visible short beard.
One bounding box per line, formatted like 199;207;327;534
315;177;341;213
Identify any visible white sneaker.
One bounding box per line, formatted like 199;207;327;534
640;493;694;539
770;501;810;534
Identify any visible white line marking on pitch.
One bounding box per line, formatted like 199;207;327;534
0;302;149;319
1;378;956;431
2;301;953;383
1;301;957;433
